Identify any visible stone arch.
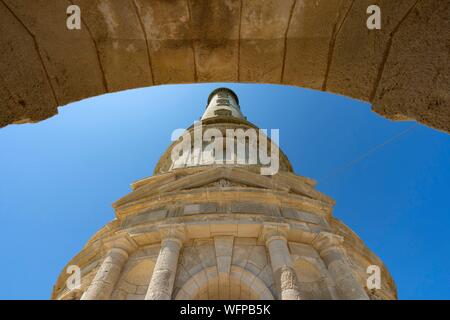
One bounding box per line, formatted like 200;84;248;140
0;1;448;133
175;266;274;300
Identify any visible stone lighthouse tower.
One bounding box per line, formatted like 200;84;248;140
52;88;396;300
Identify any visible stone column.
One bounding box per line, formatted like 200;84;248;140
262;223;302;300
81;236;136;300
145;224;185;300
312;232;369;300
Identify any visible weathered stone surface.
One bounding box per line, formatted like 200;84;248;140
372;0;450;131
284;0;353;89
133;0;195;84
123;209;167;227
75;0;154;91
184;203;217;215
81;247;129;300
2;0;106;108
281;207;326;225
195;40;239;82
145;236;183;300
0;0;448;133
0;2;57;125
189;0;240;82
326;0;418;101
231;202;272;214
240;0;295;81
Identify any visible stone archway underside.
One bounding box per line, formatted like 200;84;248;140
1;0;448;132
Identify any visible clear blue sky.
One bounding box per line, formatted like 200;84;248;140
1;83;449;300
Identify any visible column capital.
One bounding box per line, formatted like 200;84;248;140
82;235;134;300
261;222;290;245
103;234;138;255
311;232;343;253
159;224;186;246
